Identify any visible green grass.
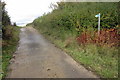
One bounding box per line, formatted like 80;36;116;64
49;34;118;78
1;26;20;78
66;44;118;78
2;44;17;77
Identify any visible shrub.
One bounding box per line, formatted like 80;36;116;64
76;28;120;47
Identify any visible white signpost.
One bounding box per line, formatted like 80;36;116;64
95;13;101;35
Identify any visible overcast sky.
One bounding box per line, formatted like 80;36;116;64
3;0;60;26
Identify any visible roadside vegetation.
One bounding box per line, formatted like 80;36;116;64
32;2;120;78
2;26;20;78
0;1;20;78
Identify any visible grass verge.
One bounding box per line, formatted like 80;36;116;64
2;26;20;78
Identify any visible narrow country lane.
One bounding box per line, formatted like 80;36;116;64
7;26;98;78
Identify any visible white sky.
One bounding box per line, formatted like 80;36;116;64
3;0;60;26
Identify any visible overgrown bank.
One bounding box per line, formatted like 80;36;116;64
2;26;20;78
32;2;119;78
0;1;20;78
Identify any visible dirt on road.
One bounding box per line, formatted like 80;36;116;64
7;27;98;78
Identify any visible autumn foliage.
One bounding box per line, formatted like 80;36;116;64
76;28;120;47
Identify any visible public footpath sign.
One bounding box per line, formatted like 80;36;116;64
95;13;101;35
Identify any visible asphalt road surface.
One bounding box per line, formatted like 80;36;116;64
7;27;98;78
